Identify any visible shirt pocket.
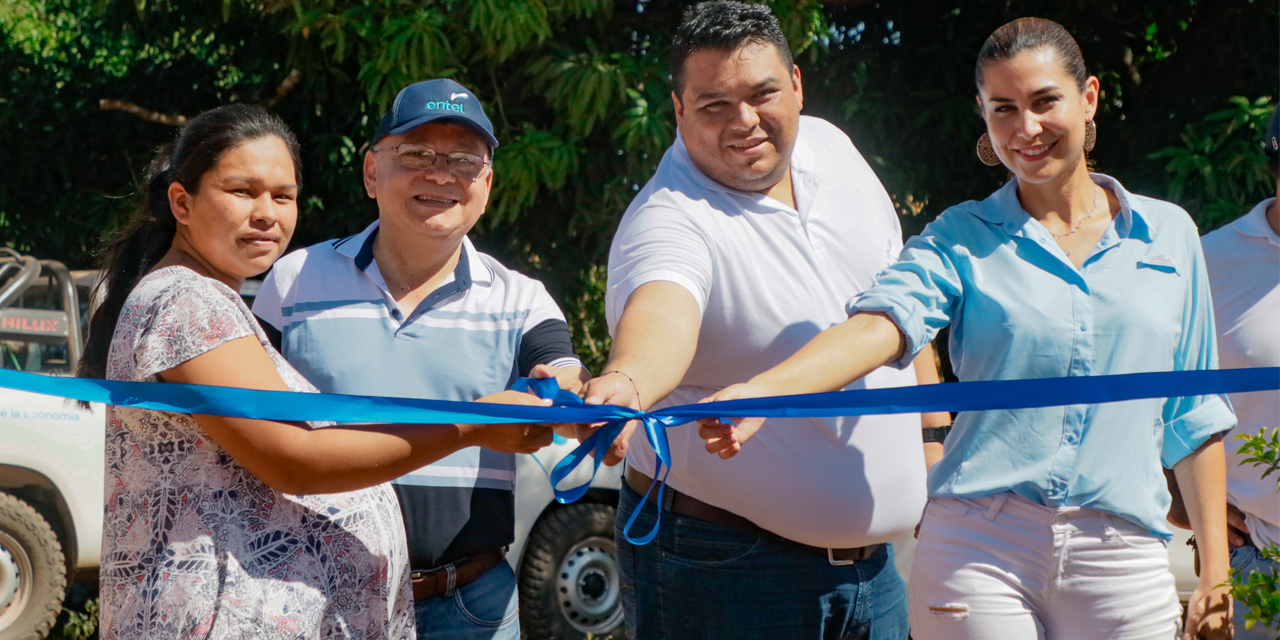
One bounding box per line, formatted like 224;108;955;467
1097;255;1186;349
1135;256;1180;276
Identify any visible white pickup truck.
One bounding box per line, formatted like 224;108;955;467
0;250;1196;640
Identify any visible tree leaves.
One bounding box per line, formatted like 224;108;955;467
469;0;552;63
2;0;1275;376
1229;427;1280;633
484;126;578;230
525;44;634;138
1149;96;1274;231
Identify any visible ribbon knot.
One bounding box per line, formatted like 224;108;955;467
513;377;684;543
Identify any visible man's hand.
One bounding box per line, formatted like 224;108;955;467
1182;583;1233;640
531;363;589;396
578;280;704;466
531;364;591;438
1226;504;1250;547
468;389;556;454
696;382;768;459
579;372;641;466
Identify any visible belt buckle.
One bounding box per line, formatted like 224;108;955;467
828;547;856;566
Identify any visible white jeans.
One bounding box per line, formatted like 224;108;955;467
908;493;1182;640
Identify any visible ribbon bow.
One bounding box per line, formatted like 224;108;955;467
511;376;684;543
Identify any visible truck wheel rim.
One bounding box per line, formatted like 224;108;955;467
0;530;32;628
556;535;623;634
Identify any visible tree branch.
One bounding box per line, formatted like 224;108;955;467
99;68;300;127
261;69;302;108
98;99;188;126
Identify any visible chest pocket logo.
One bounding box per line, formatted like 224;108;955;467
1136;255;1179;275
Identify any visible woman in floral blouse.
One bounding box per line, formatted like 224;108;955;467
79;105;555;640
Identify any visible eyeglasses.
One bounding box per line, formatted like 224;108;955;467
376;143;492;180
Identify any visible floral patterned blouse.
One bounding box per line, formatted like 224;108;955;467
100;266;414;639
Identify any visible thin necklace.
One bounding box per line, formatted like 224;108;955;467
1051;185;1102;257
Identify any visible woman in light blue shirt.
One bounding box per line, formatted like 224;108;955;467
697;17;1233;640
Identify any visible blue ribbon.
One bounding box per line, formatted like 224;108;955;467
2;367;1277;544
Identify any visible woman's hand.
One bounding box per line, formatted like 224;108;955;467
468;390;556;454
1172;434;1232;640
696;382;769;459
1182;582;1233;640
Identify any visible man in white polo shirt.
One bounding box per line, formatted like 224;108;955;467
1199;107;1280;640
579;3;948;638
253;79;586;640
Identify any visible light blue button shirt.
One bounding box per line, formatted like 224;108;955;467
849;174;1236;537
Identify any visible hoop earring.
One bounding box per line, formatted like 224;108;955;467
976;133;1002;166
1084;120;1097;153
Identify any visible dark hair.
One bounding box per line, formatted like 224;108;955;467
669;1;794;96
975;17;1087;91
78;104;301;380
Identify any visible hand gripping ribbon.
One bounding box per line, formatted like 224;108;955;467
2;367;1277;545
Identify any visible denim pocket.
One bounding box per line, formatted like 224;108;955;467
452;563;521;629
667;514;761;566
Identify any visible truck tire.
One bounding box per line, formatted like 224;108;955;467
0;493;66;640
518;503;624;640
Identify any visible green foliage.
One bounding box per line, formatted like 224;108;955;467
806;0;1277;237
565;263;610;373
1150;96;1276;232
1229;427;1280;637
60;597;99;640
1232;543;1280;636
0;0;311;259
0;0;1275;375
1237;427;1280;484
525;44;633;138
484;126;579;229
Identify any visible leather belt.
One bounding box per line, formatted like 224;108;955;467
411;548;506;601
624;466;882;564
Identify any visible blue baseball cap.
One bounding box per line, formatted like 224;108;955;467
372;79;499;149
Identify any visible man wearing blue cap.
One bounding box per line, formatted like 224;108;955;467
253;78;588;640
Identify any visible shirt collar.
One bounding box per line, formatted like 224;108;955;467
334;220;379;264
335;220;494;287
1233;197;1280;247
672;131;737;196
974;173;1156;243
461;236;495;286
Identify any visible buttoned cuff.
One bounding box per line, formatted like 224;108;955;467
1161;395;1237;468
846;292;927;370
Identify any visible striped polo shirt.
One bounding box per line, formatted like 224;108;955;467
253;220;581;569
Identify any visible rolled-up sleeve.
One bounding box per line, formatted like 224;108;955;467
847;229;963;369
1160;229;1237;468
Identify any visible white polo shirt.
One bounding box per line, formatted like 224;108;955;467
606;116;927;548
1201;198;1280;550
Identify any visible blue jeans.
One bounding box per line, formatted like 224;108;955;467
1231;542;1280;640
413;561;520;640
616;480;910;640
